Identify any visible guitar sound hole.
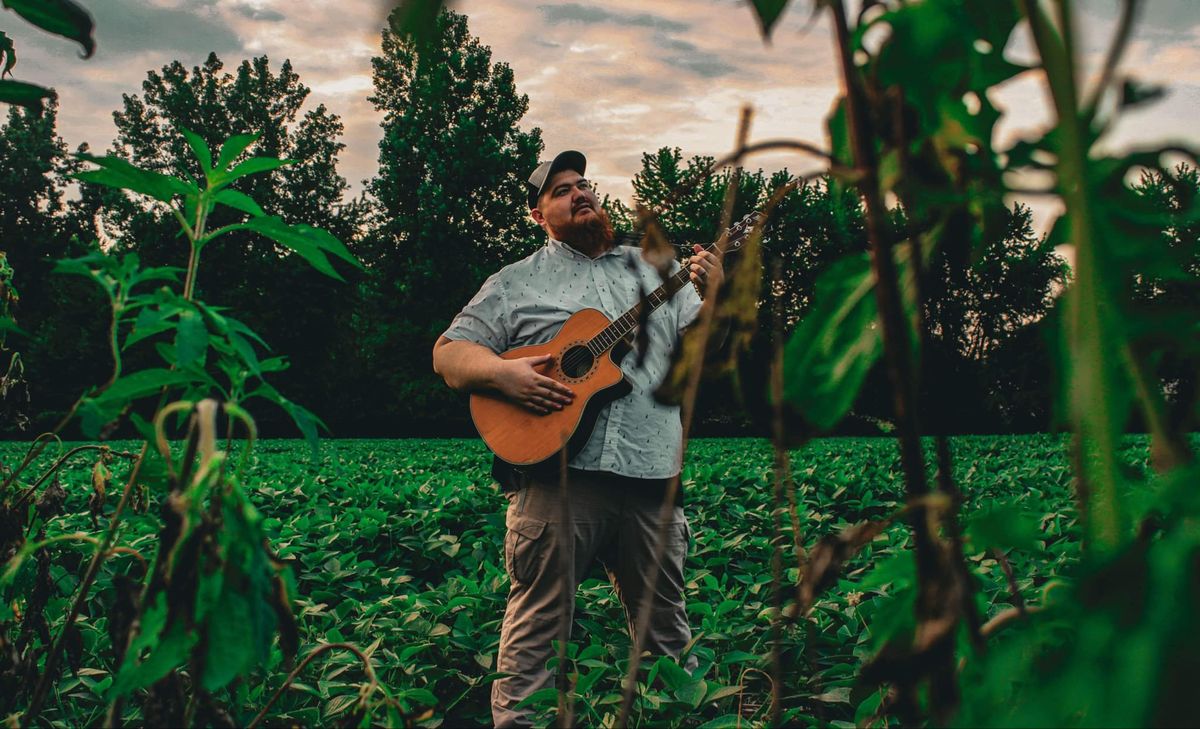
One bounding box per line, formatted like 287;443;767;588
560;345;594;379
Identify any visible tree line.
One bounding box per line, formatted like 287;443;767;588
1;9;1193;439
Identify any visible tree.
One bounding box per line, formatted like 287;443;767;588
918;202;1069;432
0;102;108;433
1129;164;1200;445
360;8;543;432
99;52;359;433
624;147;1069;434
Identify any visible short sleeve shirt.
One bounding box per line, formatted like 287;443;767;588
442;238;703;479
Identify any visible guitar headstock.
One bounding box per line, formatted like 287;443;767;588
619;210;770;253
723;210;767;252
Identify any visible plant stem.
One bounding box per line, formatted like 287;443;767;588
615;107;754;728
828;0;935;556
246;643;378;728
22;443;150;727
1021;0;1127;550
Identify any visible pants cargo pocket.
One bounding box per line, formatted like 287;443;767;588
504;514;548;587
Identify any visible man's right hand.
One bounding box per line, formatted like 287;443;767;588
493;354;575;415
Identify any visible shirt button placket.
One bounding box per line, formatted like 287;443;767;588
592;263;616;318
591;260;619;470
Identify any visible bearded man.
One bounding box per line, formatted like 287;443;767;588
432;150;722;727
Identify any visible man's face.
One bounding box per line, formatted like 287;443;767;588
531;169;600;238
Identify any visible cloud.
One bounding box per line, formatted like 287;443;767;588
458;0;844;201
536;4;690;33
90;0;238;59
4;0;1198;221
231;4;286;23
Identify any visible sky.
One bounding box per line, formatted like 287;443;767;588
6;0;1200;231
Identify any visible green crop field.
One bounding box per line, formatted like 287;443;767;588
3;434;1161;727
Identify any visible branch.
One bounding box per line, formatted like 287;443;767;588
13;445;139;510
1082;0;1138;118
617;106;756;728
980;604;1043;638
246;643;379;729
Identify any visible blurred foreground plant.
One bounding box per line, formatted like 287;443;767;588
0;128;420;727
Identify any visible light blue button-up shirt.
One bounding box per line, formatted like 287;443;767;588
442;238;703;478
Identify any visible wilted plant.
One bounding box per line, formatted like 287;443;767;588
0;125;386;726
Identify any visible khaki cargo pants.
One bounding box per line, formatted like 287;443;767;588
491;468;696;727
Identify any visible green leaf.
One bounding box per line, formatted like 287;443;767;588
175;309;208;368
125;306;177;348
79;368;198;436
110;594;197;698
96;368;194;403
678;678;708;709
249;384;324;455
513;687;558;710
74;154;196;204
654;656;693;692
0;316;29;338
0;31;16;77
324;693;361;718
194;571;224;623
2;0;95;57
226;331;261;376
180;127;212;176
201;589;255;691
216;156;292;186
0;78;54;111
705;684;744;703
782;254;881;430
747;0;792;41
216;132;259;171
234;216;360;280
213;188;265;217
398;687;437;708
964;502;1041;553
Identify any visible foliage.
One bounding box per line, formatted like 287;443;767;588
0;126;364;726
0;0;93;112
626;148;1067;435
0;101;107;429
732;0;1200;724
99;52;361;435
1;433;1131;727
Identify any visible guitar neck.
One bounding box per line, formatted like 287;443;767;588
584;211;762;356
584;243;712;356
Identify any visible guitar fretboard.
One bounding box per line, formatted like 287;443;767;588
585;265;693;356
586;211;760;356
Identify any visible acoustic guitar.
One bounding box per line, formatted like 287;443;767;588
470;212;762;466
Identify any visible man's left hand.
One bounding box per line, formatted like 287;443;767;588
688;244;724;294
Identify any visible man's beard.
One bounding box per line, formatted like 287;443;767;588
555;207;615;251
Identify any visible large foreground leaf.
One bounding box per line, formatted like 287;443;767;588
783;249;916;430
2;0;95;57
0;78;54;111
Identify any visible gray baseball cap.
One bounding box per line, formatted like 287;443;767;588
526;150;586;209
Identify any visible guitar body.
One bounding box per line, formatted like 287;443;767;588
470;308;632;466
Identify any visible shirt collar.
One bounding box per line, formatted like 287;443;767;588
547;236;622;260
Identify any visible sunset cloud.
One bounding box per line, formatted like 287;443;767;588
3;0;1197;220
